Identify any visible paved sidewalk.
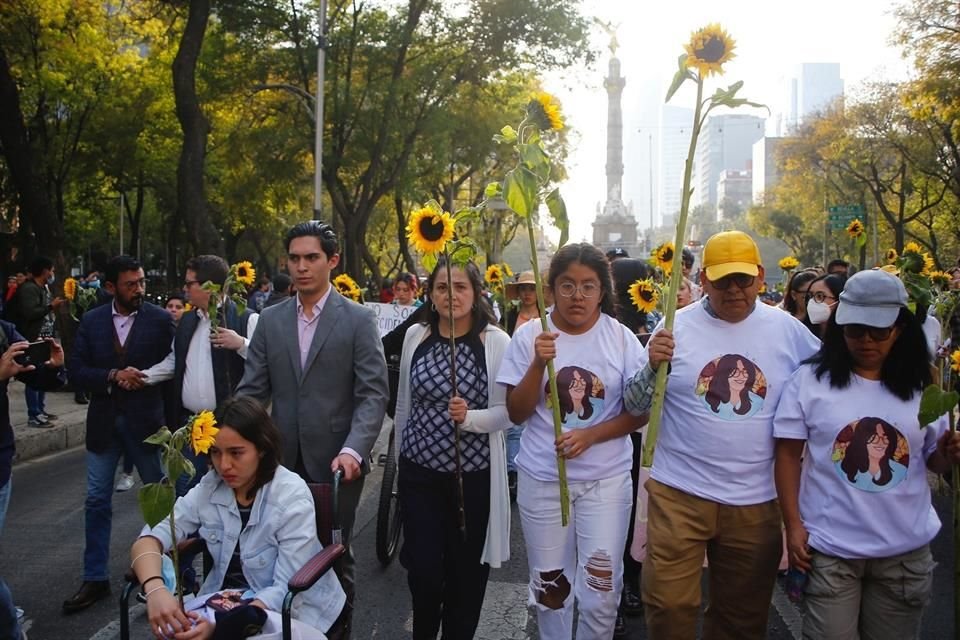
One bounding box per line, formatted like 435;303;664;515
9;380;88;463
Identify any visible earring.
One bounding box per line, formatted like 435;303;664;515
430;302;437;312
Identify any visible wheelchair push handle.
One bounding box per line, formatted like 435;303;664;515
332;467;344;545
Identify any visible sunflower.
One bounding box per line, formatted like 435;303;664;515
407;206;455;254
184;303;193;312
502;263;514;278
683;24;736;78
921;252;936;276
233;261;256;287
189;410;219;456
952;349;960;375
878;264;900;276
652;242;675;275
778;256;799;271
902;242;923;255
629;279;659;314
884;248;898;264
527;92;564;131
63;277;78;301
333;273;363;302
485;264;505;287
929;270;952;289
846;219;864;238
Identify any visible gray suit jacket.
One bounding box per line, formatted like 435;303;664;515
236;290;388;482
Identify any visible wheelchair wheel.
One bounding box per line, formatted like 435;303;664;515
376;430;402;566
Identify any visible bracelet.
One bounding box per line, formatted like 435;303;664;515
131;550;162;566
144;585;167;599
141;575;164;587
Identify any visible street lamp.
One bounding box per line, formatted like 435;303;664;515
250;0;328;221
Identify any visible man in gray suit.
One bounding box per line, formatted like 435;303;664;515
236;221;388;632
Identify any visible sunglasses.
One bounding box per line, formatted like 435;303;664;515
842;324;896;341
710;274;755;290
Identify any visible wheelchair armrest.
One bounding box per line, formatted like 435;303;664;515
286;544;346;595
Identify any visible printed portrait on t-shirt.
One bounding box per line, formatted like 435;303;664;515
695;354;767;421
546;365;606;429
832;418;909;493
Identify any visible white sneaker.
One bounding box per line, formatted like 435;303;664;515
115;473;136;492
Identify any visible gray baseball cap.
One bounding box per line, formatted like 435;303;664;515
835;269;907;328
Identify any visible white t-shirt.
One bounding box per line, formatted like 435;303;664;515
639;300;821;505
921;314;941;361
774;364;947;559
497;313;643;481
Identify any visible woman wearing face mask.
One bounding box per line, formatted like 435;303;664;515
804;274;845;337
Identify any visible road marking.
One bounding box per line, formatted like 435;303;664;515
771;581;802;640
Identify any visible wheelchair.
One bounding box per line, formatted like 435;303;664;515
119;470;347;640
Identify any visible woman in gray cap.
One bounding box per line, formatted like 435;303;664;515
773;269;960;639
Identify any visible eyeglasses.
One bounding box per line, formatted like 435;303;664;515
120;278;146;290
556;281;600;298
710;274;755;290
842;324;896;341
518;284;536;292
867;431;890;446
806;291;836;304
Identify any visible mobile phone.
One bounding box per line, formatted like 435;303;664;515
14;340;51;367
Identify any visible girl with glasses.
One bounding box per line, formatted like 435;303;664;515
774;269;960;639
497;243;645;639
803;273;846;338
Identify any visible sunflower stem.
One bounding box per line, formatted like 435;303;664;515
444;251;467;539
642;76;706;469
524;214;570;526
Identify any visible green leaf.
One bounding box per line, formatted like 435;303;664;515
449;243;478;266
665;55;690;103
918;384;960;427
422;252;438;274
484;182;502;198
545;188;569;247
144;427;172;446
139;482;176;528
453;206;480;225
504;167;539;219
519;143;551;183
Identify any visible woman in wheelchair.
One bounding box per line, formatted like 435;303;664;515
129;396;345;639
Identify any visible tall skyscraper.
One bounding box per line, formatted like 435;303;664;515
658;105;693;226
783;63;844;132
693;114;764;212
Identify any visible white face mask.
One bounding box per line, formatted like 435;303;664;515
806;298;835;324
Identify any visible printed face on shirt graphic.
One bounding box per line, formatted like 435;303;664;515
832;417;909;493
287;236;339;300
546;365;606;428
695;354;767;421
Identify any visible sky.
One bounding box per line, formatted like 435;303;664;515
541;0;912;244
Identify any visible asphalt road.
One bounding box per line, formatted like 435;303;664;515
2;421;956;639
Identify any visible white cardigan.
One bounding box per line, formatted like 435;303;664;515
393;322;512;568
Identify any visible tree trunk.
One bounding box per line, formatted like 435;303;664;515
0;45;64;267
171;0;223;255
394;191;417;273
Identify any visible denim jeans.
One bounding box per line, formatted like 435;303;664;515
0;479;21;639
505;425;522;473
518;470;632;640
24;386;45;419
84;416;162;581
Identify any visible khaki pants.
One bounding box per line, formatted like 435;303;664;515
803;545;934;640
642;479;782;640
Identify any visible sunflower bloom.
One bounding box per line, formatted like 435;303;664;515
502;263;514;278
903;242;923;255
929;271;951;289
233;261;256;287
778;256;799;271
527;92;564;131
485;265;504;287
846;219;864;238
921;253;935;276
407;207;455;254
652;242;675;276
63;277;78;301
684;24;736;78
952;350;960;375
629;279;659;314
884;248;898;264
184;303;193;312
333;274;362;302
190;410;219;455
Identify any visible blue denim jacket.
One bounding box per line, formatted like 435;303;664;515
140;466;345;632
